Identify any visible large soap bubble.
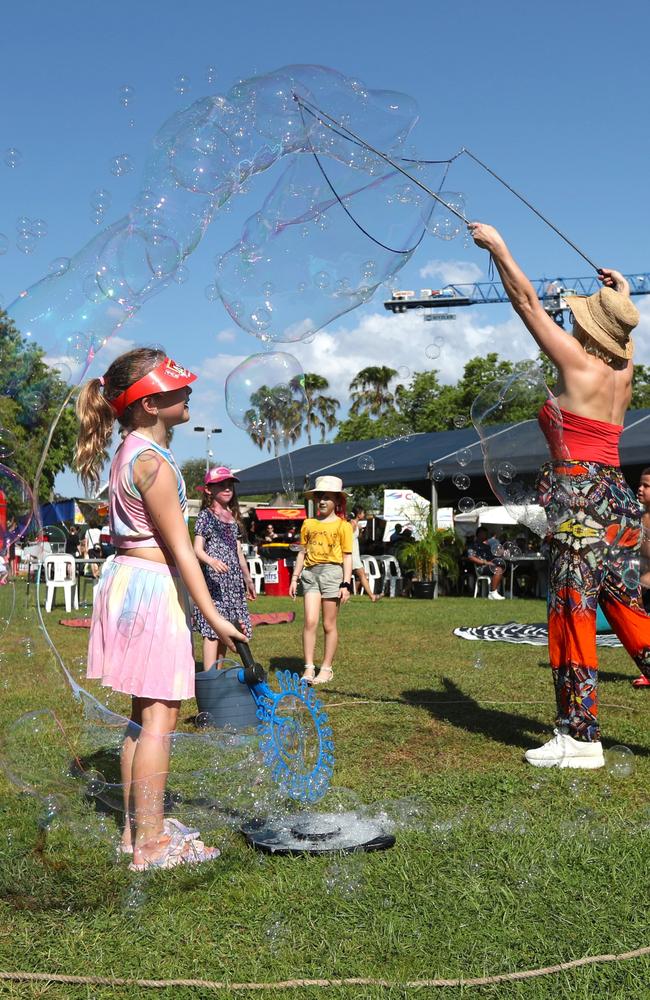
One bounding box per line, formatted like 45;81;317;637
471;364;564;536
6;64;436;381
226;352;305;452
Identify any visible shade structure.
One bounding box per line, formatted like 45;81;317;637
454;504;545;526
234;408;650;500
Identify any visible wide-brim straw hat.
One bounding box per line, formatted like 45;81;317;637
304;475;351;499
565;286;639;360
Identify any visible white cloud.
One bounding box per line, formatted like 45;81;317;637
215;329;236;343
418;259;484;285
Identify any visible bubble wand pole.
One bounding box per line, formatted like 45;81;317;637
293;94;468;224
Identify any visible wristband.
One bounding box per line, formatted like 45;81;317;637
339;581;352;591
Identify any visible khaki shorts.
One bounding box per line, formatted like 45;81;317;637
301;563;343;598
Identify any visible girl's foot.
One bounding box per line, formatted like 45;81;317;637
302;664;317;684
312;665;334;685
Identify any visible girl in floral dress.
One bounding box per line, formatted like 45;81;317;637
192;466;256;669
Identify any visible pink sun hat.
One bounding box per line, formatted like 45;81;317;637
197;466;240;492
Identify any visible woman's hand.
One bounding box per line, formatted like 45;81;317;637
210;558;229;573
339;586;351;605
289;578;299;600
467;222;507;254
245;579;257;600
599;268;630;296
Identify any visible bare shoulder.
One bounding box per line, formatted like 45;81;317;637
133;449;175;494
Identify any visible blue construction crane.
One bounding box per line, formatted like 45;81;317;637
384;273;650;326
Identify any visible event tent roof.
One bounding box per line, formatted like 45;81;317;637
234;408;650;500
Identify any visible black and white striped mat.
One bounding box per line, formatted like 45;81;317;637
453;622;622;648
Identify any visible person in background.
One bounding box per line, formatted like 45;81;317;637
389;523;404;546
466;526;505;599
262;523;278;544
65;524;81;557
289;476;353;685
348;506;382;601
192;467;256;670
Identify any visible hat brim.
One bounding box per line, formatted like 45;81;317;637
305;489;351;499
198;476;240;491
566;295;634;360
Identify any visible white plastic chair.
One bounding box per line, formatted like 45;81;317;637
43;554;79;612
474;571;497;598
361;556;382;597
247;556;265;595
377;555;403;597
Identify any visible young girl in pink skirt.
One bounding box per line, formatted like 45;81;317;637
75;348;245;871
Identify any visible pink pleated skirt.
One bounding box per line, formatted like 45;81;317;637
87;556;195;701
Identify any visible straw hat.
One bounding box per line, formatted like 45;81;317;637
304;475;350;499
565;286;639;360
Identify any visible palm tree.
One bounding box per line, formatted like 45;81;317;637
244;385;302;456
290;373;340;445
348;366;399;417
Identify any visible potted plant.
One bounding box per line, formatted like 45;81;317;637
400;526;461;598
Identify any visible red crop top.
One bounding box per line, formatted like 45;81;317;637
538;398;623;466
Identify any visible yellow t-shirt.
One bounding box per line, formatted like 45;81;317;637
300;517;353;568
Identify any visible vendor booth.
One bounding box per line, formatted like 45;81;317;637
251;506;306;596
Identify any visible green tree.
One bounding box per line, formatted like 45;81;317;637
631;364;650;409
181;458;210;498
0;313;78;502
349;365;399;417
290;373;340;445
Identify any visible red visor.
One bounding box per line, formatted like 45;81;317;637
109;357;197;418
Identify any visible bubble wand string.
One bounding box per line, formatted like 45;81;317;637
460;148;601;272
295;94;601;272
294;94;468;224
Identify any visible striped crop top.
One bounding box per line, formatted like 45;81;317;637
109;431;188;549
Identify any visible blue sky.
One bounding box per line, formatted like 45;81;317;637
2;0;650;497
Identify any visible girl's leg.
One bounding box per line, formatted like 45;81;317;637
202;637;219;670
131;698;180;862
303;592;321;666
216;639;228;666
119;696;143;851
320;598;339;669
354;567;380;601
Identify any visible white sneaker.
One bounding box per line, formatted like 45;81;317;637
524;729;604;769
488;590;505;600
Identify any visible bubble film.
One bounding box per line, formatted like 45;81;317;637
8;65;427;377
225;352;305;451
471;364;561;536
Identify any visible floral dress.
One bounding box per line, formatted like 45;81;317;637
192;509;252;640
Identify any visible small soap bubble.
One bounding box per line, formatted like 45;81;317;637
473;655;484;670
16;234;36;255
397;366;410;380
110;154;134;177
205;284;219;302
174;265;189;285
453;414;467;428
175;74;191;95
452;473;470;491
49;257;71;275
497;462;516;484
206;65;217;84
458;496;475;514
456;449;472;467
117;612;146;640
90;189;111;211
606;745;634;779
16;216;31;234
314;271;330;290
432;468;444;483
119;84;135;107
4;147;22;168
195;712;211;729
0;429;17;460
357;455;375;471
425;344;440;360
31;219;48;240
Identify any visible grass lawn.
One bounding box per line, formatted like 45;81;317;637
1;583;649;999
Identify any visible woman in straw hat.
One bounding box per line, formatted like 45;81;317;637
470;223;650;770
289;476;354;685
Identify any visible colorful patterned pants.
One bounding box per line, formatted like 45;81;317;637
538;460;650;742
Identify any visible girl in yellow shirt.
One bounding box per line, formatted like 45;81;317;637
289;476;353;685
